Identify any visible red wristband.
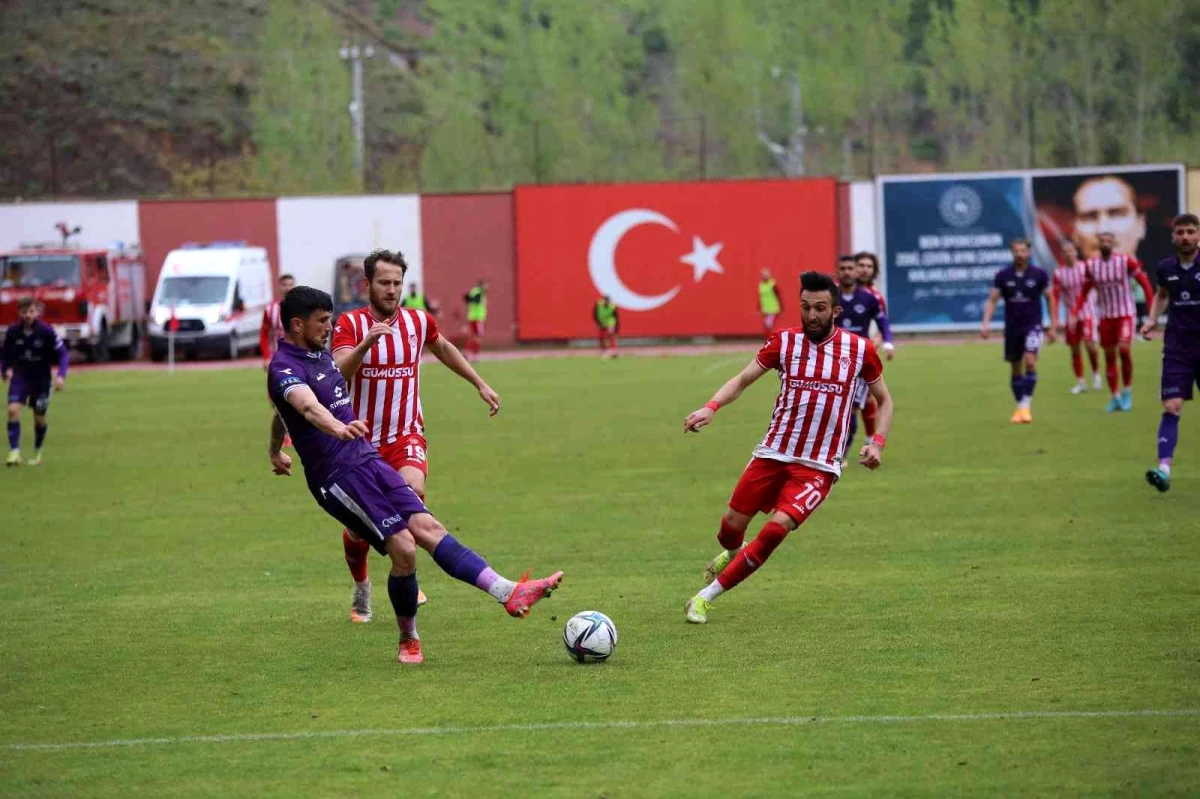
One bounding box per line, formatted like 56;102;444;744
870;433;886;449
704;401;720;412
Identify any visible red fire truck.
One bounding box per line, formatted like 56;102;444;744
0;243;147;361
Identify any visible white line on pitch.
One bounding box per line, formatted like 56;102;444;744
703;355;747;373
6;709;1199;753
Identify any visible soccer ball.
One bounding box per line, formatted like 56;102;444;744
563;610;617;663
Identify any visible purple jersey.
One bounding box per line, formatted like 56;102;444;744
1156;255;1200;354
267;339;376;493
1;320;68;383
993;265;1050;331
837;287;892;342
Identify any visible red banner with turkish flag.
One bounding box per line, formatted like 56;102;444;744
515;178;839;340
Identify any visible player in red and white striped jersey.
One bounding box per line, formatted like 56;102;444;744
1074;232;1155;412
1050;242;1101;394
260;273;295;367
681;271;895;625
330;249;501;623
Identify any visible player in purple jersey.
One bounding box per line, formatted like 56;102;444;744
266;286;562;664
835;255;894;450
981;239;1057;424
1141;213;1200;492
2;298;69;466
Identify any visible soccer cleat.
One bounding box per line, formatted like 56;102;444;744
703;544;746;586
350;580;372;623
1145;468;1171;493
1069;383;1086;395
1105;395;1122;413
26;451;42;466
1020;407;1033;424
1010;408;1026;424
685;595;713;624
504;570;563;619
417;589;428;607
1119;388;1133;412
5;449;20;467
397;637;424;664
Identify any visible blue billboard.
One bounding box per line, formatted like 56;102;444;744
879;175;1029;330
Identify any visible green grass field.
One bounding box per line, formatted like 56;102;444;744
2;341;1198;797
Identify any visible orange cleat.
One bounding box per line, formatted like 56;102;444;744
504;570;563;619
397;637;424;664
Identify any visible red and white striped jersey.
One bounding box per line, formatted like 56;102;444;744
753;328;883;478
331;307;441;446
1053;261;1096;321
864;284;887;314
261;302;284;357
1084;253;1145;319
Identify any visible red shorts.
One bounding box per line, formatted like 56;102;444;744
468;320;484;337
728;458;835;525
377;433;429;476
1065;317;1096;347
1098;316;1134;349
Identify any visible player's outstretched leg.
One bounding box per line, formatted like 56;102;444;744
687;514;796;624
1146;405;1181;493
409;515;562;619
343;529;373;623
381;533;423;664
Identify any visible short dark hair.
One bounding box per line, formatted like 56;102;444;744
278;273;295;283
1010;238;1031;248
280;286;332;328
364;249;408;281
17;296;36;311
1173;213;1200;228
799;271;839;306
838;254;856;263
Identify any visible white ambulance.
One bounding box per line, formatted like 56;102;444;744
147;242;273;360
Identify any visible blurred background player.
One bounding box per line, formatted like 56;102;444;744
757;268;782;338
1051;241;1102;393
680;271;894;625
331;249;501;623
594;294;619;358
266;286;560;664
1142;213;1200;493
3;298;68;466
260;273;296;368
401;284;427;311
855;251;888;348
1074;231;1154;412
463;279;488;360
834;254;894;451
981;239;1057;424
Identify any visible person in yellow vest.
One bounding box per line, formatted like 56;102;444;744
594;295;620;358
464;279;488;360
401;284;427;311
758;268;783;337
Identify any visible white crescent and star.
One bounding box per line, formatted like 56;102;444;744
588;208;724;311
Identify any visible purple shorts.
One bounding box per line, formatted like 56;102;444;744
1161;350;1200;402
7;373;51;414
314;458;430;555
1004;325;1042;363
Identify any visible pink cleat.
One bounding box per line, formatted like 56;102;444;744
504;570;563;619
397;637;424;664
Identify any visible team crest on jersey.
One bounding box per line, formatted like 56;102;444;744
839;355;851;368
854;304;865;314
408;334;418;350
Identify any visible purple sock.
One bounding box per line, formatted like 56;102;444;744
1023;370;1038;399
1010;376;1023;403
7;421;18;450
387;573;420;620
432;535;489;587
1158;412;1180;462
34;424;46;449
475;567;500;593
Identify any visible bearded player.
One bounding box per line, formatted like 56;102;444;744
1075;231;1155;412
681;271;895;624
330;249;501;623
835;255;894;451
1051;241;1102;394
1142;214;1200;492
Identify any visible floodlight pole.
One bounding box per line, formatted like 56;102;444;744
339;42;375;185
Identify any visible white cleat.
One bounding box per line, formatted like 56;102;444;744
350;580;372;623
1092;374;1103;390
1069;383;1086;395
5;449;20;467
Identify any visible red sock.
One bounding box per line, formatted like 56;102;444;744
717;521;789;590
342;528;370;582
1120;349;1133;387
1071;350;1083;379
1104;350;1118;393
1087;347;1099;373
862;400;878;437
717;517;745;550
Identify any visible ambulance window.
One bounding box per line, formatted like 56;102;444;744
233;282;245;311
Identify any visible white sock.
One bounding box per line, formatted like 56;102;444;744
1018;397;1032;410
1159;462;1172;476
355;578;369;589
1076;378;1085;387
698;581;725;602
488;577;517;602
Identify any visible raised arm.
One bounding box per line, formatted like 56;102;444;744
331;323;389;381
427;335;500;415
683;358;770;433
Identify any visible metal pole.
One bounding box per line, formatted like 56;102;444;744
340;43;373;186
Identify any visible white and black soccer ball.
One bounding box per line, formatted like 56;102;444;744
563;610;617;663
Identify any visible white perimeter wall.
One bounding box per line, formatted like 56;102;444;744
0;201;140;252
275;195;423;295
849;181;876;256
